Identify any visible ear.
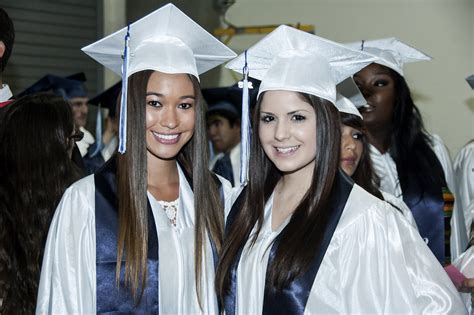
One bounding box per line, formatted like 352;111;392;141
0;41;5;59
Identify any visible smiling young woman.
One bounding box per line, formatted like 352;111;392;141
216;26;465;314
36;4;237;314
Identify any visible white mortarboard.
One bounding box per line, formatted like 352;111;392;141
466;75;474;89
335;94;362;119
226;25;375;104
345;37;431;76
82;3;236;80
336;77;366;108
81;3;236;153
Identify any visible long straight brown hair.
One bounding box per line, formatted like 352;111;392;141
116;70;224;303
216;91;341;301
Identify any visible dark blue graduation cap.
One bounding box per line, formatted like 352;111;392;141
202;78;260;118
17;73;87;100
88;81;121;118
466;75;474;90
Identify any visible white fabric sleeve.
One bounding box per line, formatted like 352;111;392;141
337;199;466;314
36;176;96;315
431;134;468;260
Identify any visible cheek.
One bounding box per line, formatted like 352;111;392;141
182;110;196;132
145;108;155;129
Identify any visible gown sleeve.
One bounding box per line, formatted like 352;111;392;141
454;142;474;237
36;176;96;314
431;134;468;260
329;194;466;314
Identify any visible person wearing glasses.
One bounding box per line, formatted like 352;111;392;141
0;93;83;313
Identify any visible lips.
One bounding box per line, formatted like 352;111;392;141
341;156;357;164
360;104;375;113
274;145;300;156
152;131;180;144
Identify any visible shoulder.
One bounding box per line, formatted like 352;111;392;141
336;185;412;235
54;175;96;224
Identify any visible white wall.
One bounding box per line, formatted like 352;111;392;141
219;0;474;156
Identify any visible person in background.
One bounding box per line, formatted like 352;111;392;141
0;93;83;313
0;8;15;111
83;81;121;173
17;73;94;157
348;38;467;265
204;80;260;186
336;94;416;227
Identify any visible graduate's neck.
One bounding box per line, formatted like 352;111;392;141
146;151;180;201
366;126;391;154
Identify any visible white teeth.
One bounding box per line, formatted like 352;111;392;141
153;132;179;140
275;146;299;153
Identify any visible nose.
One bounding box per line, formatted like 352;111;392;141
274;121;290;141
342;134;356;151
161;108;178;129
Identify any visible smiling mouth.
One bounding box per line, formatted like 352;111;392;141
361;104;375;113
274;145;300;155
152;131;180;144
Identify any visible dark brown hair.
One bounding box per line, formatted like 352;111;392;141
0;93;83;313
340;112;383;199
216;91;341;300
116;70;224;304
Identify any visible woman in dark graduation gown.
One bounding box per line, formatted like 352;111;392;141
215;25;465;314
36;4;238;314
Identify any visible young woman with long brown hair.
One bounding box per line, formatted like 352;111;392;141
215;25;465;314
36;4;237;313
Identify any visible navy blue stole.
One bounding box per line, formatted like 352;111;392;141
224;171;353;315
397;158;447;265
95;157;159;314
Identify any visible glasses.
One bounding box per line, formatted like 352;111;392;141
68;131;84;142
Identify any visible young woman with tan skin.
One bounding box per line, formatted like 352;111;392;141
36;4;237;313
216;26;464;314
349;38;465;265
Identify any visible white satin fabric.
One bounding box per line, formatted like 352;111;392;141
454;142;474;234
369;134;467;260
382;191;417;229
235;184;466;314
36;163;238;314
453;246;474;313
0;84;12;102
101;135;117;162
76;127;95;157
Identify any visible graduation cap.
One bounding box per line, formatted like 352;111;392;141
345;37;431;76
466;75;474;89
203;78;261;118
17;74;87;100
81;3;236;154
87;81;122;157
335;94;362;119
226;25;375;105
89;81;121;118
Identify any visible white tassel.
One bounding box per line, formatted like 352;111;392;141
240;50;251;184
118;25;131;154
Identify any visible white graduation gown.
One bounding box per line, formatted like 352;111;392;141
236;184;466;314
370;134;467;259
209;143;241;187
36;164;238;314
454;141;474;235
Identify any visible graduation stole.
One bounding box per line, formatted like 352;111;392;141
224;171;353;315
396;156;450;265
94;157;221;313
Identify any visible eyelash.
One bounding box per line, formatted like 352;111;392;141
146;100;193;109
260;115;274;123
352;131;363;140
292;114;306;121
